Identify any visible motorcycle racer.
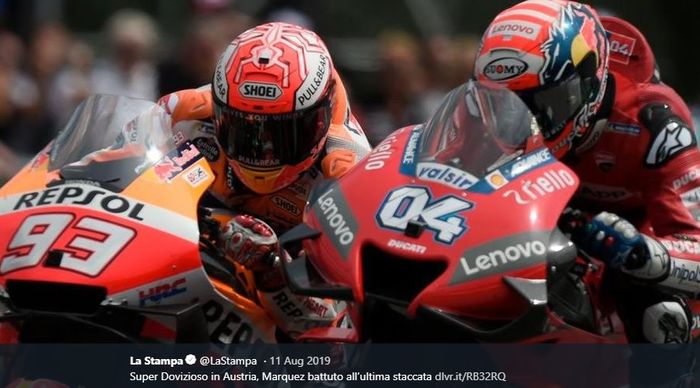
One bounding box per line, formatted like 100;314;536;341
157;22;371;339
475;0;699;343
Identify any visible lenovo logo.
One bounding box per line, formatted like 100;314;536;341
488;21;541;40
460;240;546;277
450;231;550;284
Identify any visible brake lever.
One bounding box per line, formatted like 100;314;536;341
198;207;221;243
197;207;228;263
557;208;599;270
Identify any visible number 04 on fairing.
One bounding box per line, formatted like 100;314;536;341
280;80;633;344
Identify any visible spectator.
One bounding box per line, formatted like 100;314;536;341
0;30;40;180
48;40;94;127
449;34;480;87
266;7;313;29
27;22;70;97
0;31;38;126
5;22;71;156
158;12;254;95
424;34;455;92
363;30;443;145
92;9;159;101
424;33;479;95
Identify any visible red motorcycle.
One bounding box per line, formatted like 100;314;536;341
280;80;700;344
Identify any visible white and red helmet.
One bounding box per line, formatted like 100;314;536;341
212;22;334;194
474;0;609;158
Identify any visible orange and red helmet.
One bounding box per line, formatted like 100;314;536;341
475;0;609;158
212;22;334;194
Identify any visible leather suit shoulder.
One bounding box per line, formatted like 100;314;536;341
607;71;694;168
158;85;213;124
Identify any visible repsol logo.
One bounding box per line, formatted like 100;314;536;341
460;240;546;277
271;195;301;217
202;299;253;344
14;186;145;220
317;188;354;245
239;82;281;100
484;57;528;81
272;290;330;325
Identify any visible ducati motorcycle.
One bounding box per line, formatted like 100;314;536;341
280;80;700;345
0;94;276;345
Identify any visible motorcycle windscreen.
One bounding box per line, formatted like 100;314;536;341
48;95;176;192
419;81;540;182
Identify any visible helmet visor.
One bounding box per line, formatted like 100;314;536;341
215;98;331;169
518;55;598;139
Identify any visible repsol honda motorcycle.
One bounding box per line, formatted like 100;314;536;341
0;95;276;344
279;80;700;344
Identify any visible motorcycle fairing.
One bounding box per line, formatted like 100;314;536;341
0;95;276;343
301;124;579;324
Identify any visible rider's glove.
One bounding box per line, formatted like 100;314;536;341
220;215;285;291
579;211;646;270
570;211;669;281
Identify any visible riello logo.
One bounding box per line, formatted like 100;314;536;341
503;169;575;205
484;57;528;81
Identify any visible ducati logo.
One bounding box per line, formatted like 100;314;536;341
594;151;616;172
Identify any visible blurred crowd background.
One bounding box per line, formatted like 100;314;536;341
0;0;699;182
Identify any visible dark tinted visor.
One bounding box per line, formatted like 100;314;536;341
518;54;598;139
215;98;331;169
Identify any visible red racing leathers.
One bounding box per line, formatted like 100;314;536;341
569;18;700;300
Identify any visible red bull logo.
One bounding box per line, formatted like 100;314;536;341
154;142;202;181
